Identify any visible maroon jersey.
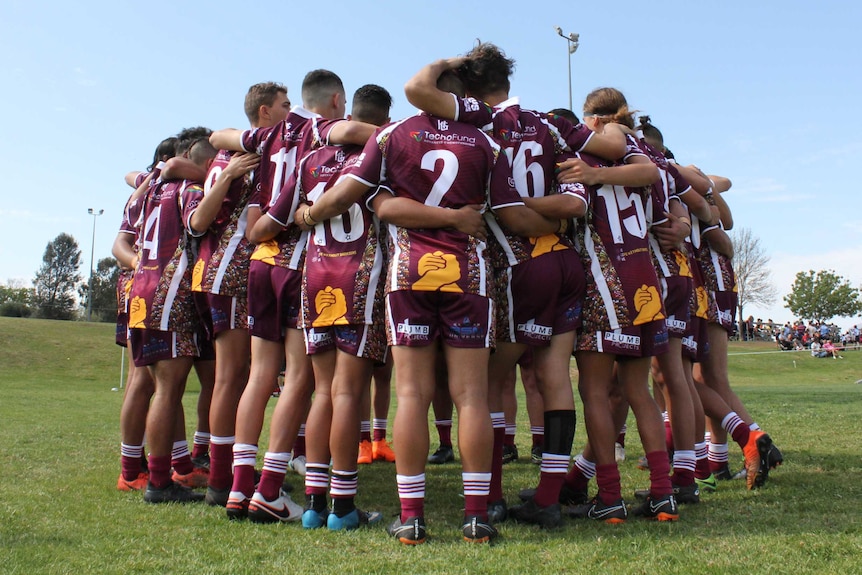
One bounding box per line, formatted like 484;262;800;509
128;179;204;332
269;143;384;328
191;149;255;296
456;97;593;267
571;151;666;331
241;108;332;269
347;113;523;297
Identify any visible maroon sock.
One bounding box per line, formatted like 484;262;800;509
292;434;306;458
232;464;256;498
564;464;590;492
464;494;488;521
595;463;622;505
121;456;143;481
372;428;386;442
488;426;505;502
533;471;565;508
646;450;673;497
400;498;424;522
148;455;172;489
436;423;452;448
615;432;626;448
695;456;712;480
672;467;695;487
532;433;544;448
665;421;674;454
172;454;194;475
208;443;233;491
504;433;516;447
730;425;750;450
191;442;208;460
258;469;285;501
360;430;372;442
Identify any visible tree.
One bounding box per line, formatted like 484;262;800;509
32;233;82;320
730;228;777;339
0;279;34;317
78;257;121;322
784;269;862;323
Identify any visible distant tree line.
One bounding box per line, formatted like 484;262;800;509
1;233;119;322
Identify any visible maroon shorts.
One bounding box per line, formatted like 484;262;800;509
495;250;584;346
385;290;492;348
129;328;200;367
304;323;387;363
198;292;249;337
247;260;302;341
682;316;709;363
577;319;669;358
711;290;738;334
661;276;693;339
116;313;128;347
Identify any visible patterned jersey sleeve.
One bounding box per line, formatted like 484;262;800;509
666;162;692;197
240;125;276;154
180;182;206;237
266;161;303;227
547;114;593;153
345;126;387;188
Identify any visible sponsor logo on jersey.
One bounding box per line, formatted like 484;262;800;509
308;328;333;346
437;119;449;131
397;319;430;338
310;164;340;178
449;316;482;338
681;335;697;353
464;98;481;112
717;309;733;325
410;130;477;145
603;331;641;348
667;317;687;331
517;319;553;339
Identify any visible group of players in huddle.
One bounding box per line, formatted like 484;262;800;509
112;41;782;545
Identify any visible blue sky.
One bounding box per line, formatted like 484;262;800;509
1;0;860;327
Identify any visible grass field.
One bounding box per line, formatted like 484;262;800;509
1;317;860;574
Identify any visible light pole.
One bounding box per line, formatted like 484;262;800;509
554;26;580;111
87;208;104;321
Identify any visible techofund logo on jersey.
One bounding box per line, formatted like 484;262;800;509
410;129;477;145
310;164;340;178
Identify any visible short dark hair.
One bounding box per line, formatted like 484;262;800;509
459;41;515;100
175;126;213;156
245;82;287;124
301;69;345;108
351;84;392;126
437;70;465;98
548;108;580;125
149;136;178;171
188;138;217;166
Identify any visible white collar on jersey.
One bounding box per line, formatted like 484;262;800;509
494;96;521;110
290;106;322;119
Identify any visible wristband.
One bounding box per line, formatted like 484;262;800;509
302;207;317;227
557;218;569;235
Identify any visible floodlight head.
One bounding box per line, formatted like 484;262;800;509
554;26;563;35
569;32;579;42
88;208;94;215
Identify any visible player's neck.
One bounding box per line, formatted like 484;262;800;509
480;90;509;107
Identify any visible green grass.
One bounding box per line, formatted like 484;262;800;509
1;317;861;574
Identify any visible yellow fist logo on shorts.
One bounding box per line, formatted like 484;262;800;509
530;233;567;258
250;240;279;265
674;250;692;278
314;286;348;326
128;296;147;329
192;259;205;292
632;284;665;325
695;286;710;319
413;251;463;292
